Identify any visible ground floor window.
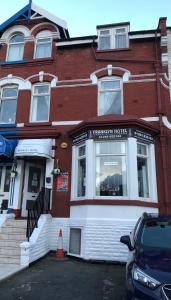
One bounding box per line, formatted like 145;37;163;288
77;145;86;197
95;141;127;196
71;135;157;202
137;143;149;198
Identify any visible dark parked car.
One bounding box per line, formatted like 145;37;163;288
120;213;171;300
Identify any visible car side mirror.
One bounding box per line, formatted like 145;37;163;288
120;235;134;251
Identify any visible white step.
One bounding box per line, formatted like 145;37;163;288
0;240;21;247
1;227;26;234
0;256;20;264
0;233;26;241
5;219;27;228
0;247;20;256
0;219;28;265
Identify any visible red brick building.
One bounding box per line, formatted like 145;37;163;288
0;2;170;264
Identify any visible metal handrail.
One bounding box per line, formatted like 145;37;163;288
26;187;51;241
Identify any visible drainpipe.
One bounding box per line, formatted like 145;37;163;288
154;32;169;214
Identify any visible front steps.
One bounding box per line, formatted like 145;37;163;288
0;219;27;264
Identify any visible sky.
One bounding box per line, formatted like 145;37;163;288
0;0;170;37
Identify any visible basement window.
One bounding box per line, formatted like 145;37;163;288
69;228;81;255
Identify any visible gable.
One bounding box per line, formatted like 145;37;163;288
0;1;68;34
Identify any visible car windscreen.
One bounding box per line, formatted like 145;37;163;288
138;219;171;250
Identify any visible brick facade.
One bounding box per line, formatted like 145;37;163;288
0;3;170;261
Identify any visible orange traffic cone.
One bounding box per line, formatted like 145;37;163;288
56;229;65;260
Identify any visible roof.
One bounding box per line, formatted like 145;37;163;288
69;115;160;137
0;1;68;32
97;22;130;29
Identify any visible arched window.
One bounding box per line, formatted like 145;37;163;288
7;33;24;61
34;30;52;59
98;77;123;116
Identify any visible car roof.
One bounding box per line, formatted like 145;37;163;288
142;212;171;221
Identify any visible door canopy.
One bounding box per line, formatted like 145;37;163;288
14;139;52;159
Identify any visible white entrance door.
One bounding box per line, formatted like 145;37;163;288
21;162;45;217
0;166;11;209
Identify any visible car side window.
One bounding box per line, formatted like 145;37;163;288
131;218;141;246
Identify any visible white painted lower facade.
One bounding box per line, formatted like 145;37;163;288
66;205;158;262
18;205;158;266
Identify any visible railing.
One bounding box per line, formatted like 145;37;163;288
26;187;51;241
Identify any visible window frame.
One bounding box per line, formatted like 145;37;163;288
76;144;86;198
68;227;82;257
137;142;151;200
98;76;123;116
30;83;51;123
6;33;25;62
0;85;18;124
98;26;129;50
72;142;86;200
94;140;128;199
71;137;157;202
34;31;52;59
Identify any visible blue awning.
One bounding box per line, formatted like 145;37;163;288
0;136;18;158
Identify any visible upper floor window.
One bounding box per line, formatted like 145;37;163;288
34;31;52;59
98;27;128;50
30;84;50;122
0;86;18;123
7;34;24;61
98;77;122;116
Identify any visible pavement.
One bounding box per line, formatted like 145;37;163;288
0;264;26;282
0;254;126;300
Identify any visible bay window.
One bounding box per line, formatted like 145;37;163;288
98;77;122;116
0;86;18;123
30;84;50;122
71;131;157;202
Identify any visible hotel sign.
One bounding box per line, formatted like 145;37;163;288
73;128;154;145
89;128;129;140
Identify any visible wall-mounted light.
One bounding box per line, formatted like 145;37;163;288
10;163;18;178
51;159;61;176
51;168;61;175
60;142;68;149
